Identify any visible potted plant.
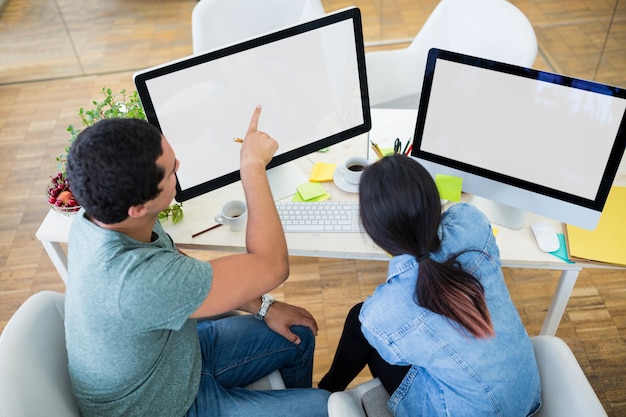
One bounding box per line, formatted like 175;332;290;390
46;87;183;224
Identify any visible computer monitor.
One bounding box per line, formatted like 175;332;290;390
134;7;370;202
412;48;626;230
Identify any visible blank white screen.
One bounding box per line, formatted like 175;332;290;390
143;18;364;190
421;59;626;200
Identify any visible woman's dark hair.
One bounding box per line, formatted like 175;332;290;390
66;118;165;225
358;154;494;338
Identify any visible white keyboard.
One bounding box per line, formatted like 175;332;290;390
276;201;362;233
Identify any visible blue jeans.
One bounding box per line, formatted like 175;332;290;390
185;314;330;417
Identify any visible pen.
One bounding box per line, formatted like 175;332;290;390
370;143;384;159
405;143;413;156
233;138;243;143
370;140;384;159
402;139;410;154
192;223;223;238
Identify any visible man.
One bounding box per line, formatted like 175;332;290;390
64;106;330;417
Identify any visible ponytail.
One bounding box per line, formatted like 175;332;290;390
417;256;494;339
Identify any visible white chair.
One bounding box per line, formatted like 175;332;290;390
366;0;538;108
327;335;607;417
191;0;326;54
0;291;80;417
0;291;285;417
532;335;607;417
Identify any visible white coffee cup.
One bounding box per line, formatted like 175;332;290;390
343;156;369;185
214;200;247;232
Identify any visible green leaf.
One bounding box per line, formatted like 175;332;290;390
171;204;184;224
158;203;184;224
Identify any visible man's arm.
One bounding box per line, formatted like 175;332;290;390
190;106;289;317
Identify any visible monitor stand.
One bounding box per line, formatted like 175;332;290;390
266;162;309;201
469;195;527;230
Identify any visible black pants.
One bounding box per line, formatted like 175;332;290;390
318;303;411;395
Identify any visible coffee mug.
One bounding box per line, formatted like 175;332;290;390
214;200;247;232
343;156;369;185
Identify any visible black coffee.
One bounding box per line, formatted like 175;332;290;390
347;164;365;172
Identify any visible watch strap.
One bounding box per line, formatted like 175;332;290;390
255;294;274;320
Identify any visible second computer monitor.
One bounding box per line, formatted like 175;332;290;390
412;48;626;230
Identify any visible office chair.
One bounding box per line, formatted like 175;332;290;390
326;335;607;417
191;0;326;54
366;0;538;108
0;291;285;417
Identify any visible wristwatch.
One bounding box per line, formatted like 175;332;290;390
255;293;275;320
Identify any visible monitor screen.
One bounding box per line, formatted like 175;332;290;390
412;48;626;230
134;7;370;202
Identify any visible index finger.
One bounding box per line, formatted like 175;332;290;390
247;105;262;134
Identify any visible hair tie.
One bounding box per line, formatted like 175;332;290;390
416;253;430;262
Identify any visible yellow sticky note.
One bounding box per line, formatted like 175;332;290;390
295;182;328;201
309;162;336;182
435;174;463;202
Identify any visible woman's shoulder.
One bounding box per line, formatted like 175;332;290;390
441;203;492;236
443;203;490;224
361;274;424;323
437;203;497;260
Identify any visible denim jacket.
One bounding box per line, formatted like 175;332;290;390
360;203;541;417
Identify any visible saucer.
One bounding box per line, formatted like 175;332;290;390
333;165;359;193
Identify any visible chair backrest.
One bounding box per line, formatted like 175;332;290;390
327;336;606;417
366;0;537;107
532;335;607;417
191;0;326;54
0;291;80;417
0;292;285;417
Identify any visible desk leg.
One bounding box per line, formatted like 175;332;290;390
540;269;580;335
40;240;68;284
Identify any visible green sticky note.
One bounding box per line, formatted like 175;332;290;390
295;182;328;201
435;174;463;202
292;191;331;202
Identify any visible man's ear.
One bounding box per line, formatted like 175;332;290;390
128;204;148;219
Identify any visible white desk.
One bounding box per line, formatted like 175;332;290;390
35;109;626;336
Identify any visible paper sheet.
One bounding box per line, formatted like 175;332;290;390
565;186;626;266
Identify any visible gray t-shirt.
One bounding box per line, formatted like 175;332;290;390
65;210;212;417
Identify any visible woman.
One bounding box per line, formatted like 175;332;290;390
320;154;541;417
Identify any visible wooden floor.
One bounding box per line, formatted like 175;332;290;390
1;0;625;415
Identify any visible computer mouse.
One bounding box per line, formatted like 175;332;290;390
530;221;560;252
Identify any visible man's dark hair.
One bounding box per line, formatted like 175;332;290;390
66;118;165;224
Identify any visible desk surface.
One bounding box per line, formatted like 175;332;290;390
36;108;626;270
